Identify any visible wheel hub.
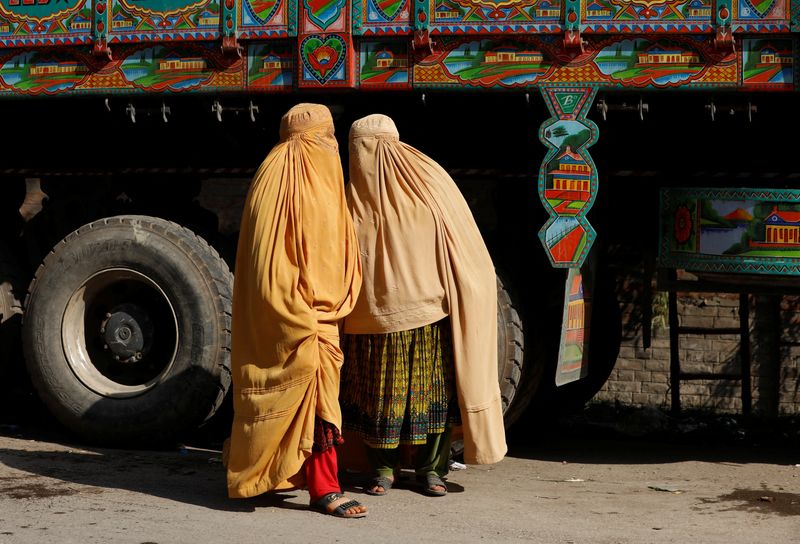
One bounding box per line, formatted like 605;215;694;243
101;304;153;363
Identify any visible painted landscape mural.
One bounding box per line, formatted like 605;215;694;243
437;40;552;86
659;188;800;275
595;38;705;86
120;46;215;90
742;38;794;86
359;41;408;87
0;50;89;93
247;43;293;88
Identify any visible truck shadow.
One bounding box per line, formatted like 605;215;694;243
0;436;309;512
505;405;800;467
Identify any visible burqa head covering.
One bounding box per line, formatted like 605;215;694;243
344;114;506;466
226;103;362;498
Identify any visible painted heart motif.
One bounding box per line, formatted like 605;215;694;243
247;0;279;25
301;34;345;84
741;0;776;17
304;0;346;30
372;0;407;21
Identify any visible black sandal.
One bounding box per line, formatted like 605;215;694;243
365;475;394;496
310;492;368;518
417;473;448;497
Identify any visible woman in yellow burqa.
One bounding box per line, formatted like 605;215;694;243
226;103;367;518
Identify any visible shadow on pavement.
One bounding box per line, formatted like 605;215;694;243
505;402;800;466
2;396;798;510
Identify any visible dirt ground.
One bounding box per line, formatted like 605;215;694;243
0;406;798;544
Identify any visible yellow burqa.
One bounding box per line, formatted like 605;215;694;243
226;104;362;499
343;114;507;466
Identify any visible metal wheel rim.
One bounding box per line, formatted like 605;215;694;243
61;268;179;398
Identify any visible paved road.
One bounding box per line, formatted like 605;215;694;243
0;418;798;544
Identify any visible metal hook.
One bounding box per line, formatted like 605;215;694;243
249;101;259;123
637;98;648;121
104;98;111;112
211;100;223;122
161;102;171;123
596;98;608;121
126;103;136;124
705;100;716;121
421;93;426;107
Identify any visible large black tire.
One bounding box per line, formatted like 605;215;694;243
22;216;232;446
496;274;530;428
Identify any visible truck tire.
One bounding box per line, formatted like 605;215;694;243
22;216;232;446
496;273;530;428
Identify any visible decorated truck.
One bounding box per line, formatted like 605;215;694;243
0;0;797;444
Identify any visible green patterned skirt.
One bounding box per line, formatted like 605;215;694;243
340;318;461;448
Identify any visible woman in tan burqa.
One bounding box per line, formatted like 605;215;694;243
340;114;506;497
226;103;367;518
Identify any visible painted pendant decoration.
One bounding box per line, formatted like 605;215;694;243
538;86;599;268
555;264;594;386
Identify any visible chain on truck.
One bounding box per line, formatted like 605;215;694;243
0;0;797;445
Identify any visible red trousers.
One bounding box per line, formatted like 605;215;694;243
304;446;340;502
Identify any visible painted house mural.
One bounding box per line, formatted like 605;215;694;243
585;0;612;17
112;12;135;28
434;0;461;19
685;0;711;17
535;0;561;17
437;41;550;86
544;145;592;215
158;53;207;71
0;51;90;93
359;42;409;87
757;208;800;246
247;44;293;88
70;13;91;30
595;39;706;86
743;39;794;86
120;47;217;91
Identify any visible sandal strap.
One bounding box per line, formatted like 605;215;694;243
371;476;393;488
333;499;363;513
317;492;343;505
424;474;445;487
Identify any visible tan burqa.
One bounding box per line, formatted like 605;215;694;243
343;114;506;466
226;104;362;498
